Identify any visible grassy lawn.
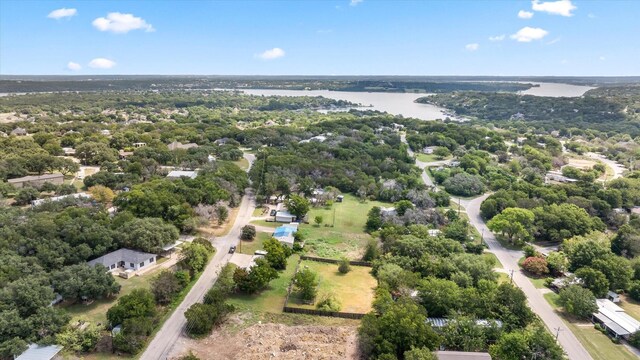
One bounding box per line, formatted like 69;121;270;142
228;254;300;314
530;277;549;289
496;272;510;284
232;157;250;171
299;194;391;259
482;252;502;269
542;292;637;360
250;219;279;228
239;231;272;255
252;205;270;217
416;153;449;163
619;295;640;321
288;260;376;314
63;267;161;325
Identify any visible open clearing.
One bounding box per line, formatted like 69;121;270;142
239;231;272;255
175;323;359;360
299;194;391;259
565;157;598;170
288;260;376;314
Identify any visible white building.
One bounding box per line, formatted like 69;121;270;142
166;170;198;179
88;248;157;272
592;299;640;339
31;193;92;207
275;210;297;223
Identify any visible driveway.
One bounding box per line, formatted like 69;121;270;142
585;152;627;180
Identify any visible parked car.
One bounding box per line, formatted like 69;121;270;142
229;246;236;254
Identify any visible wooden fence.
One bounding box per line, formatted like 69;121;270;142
300;255;373;267
283;306;365;319
281;255;370;320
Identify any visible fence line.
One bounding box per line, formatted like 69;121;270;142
283;306;365;319
300;255;373;267
282;255;369;319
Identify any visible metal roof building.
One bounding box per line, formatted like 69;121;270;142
592;299;640;339
16;344;63;360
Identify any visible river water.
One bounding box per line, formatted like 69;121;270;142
242;82;595;121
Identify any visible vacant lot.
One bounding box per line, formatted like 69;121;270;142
239;231;272;255
288;260;376;314
228;255;300;314
299;194;391;259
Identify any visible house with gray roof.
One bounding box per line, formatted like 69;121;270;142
15;344;63;360
88;248;157;272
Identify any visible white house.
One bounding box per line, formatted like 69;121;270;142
166;170;198;179
592;299;640;339
88;248;157;272
275;210;297;223
422;146;436;154
380;207;396;216
31;193;92;207
545;171;578;184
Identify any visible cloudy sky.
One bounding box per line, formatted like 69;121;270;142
0;0;638;75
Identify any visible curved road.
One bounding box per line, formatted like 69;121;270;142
401;134;592;359
460;195;592;360
140;154;257;360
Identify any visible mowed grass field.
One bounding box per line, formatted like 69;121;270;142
288;260;376;314
239;231;272;255
299;194;391;259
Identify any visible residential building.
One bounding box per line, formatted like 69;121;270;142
7;173;64;189
273;223;299;248
133;142;147;148
275;210;297;223
15;344;63;360
380;207;396;217
32;193;92;207
545;170;578;184
423;146;436;154
166;170;198;179
88;248;157;272
592;299;640;339
436;351;491;360
168;141;199;151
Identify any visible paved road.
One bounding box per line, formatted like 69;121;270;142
140;154;257;360
460;195;593;360
586;152;627;180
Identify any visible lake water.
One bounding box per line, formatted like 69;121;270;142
242;82;595;121
241;89;450;121
518;82;596;97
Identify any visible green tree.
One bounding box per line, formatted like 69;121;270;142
106;289;156;326
563;232;612;271
51;264;121;303
395;200;414;216
521;257;549;276
490;325;564;360
75;141;117;165
533;204;604;242
151;270;184;305
240;225;256;241
314;215;323;226
180;243;211;273
546;251;568;275
294;268;319;302
558;285;598;319
263;238;292;270
13;187;39;206
366;206;383;232
443;173;486;197
215;205;229;225
417;277;461;318
575;267;609;297
404;347;438;360
359;300;441;359
363;239;380;261
487;208;535;244
286;194;310;218
233;258;278;294
56;324;101;353
117;217;179;253
338;258;351;274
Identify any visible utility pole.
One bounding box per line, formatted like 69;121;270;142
509;269;515;284
481;228;485;246
554;326;562;341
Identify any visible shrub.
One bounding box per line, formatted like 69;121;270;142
240;225;256;241
521;257;549;276
55;325;101;353
316;293;342;312
363;239;380;261
630;281;640;302
443;173;486;197
175;270;191;288
558;285;597;319
294;268;319;303
192;237;215;253
523;245;537;258
338;258;351;274
629;332;640;348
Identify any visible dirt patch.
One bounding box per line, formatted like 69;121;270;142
565;158;597;170
175;323;359;360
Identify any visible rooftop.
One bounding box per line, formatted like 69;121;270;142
8;173;64;183
166;170;198;179
16;344;63;360
88;248;157;268
594;299;640;336
436;351;492;360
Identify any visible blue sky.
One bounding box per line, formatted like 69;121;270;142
1;0;638;76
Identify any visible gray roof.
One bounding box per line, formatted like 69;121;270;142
88;248;156;267
16;344;63;360
7;173;64;183
436;351;491;360
593;312;630;336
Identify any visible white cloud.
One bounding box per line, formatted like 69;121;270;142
257;48;285;60
518;10;534;19
532;0;577;17
92;12;155;34
546;37;561;45
47;8;77;19
465;43;479;52
350;0;363;6
67;62;81;71
510;27;549;42
489;34;506;42
599;56;606;61
88;58;116;69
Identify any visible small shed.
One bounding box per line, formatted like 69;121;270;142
336;195;344;202
607;291;621;303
